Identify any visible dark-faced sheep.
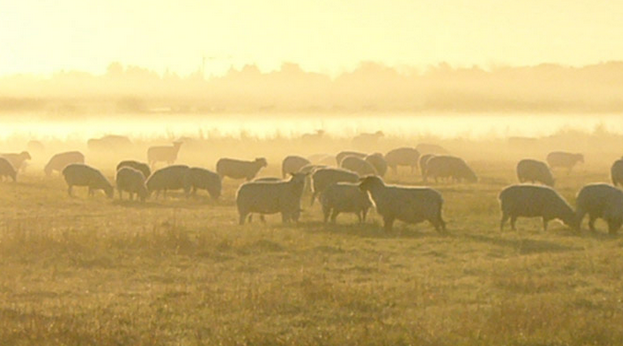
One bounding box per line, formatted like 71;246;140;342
310;167;359;206
340;156;378;176
146;165;190;198
546;151;583;173
184;167;222;199
0;158;17;182
45;151;85;177
116;167;148;201
117;160;151;179
498;185;575;231
385;147;420;174
335;151;366;166
216;157;267;181
419;154;436;178
576;183;623;234
359;176;445;233
364;153;388;177
147;142;183;168
1;151;31;172
610;159;623;187
282;155;311;178
63;163;113;198
320;182;372;223
517;159;555;187
425;155;477;183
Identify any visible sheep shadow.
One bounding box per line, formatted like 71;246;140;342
463;233;580;255
295;221;450;239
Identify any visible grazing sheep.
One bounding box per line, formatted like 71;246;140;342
116;167;148;201
498;185;575;231
365;153;388;177
320;182;372;223
425;155;477;183
416;143;449;155
62;163;113;198
184;167;221;199
576;183;623;234
1;151;31;172
419;154;436;178
336;151;366;165
44;151;85;177
145;165;190;198
116;160;151;179
147;142;183;167
340;156;378;176
546;151;583;173
216;157;267;181
610;159;623;187
385;147;420;174
236;172;308;225
282;155;311;178
359;176;445;233
0;158;17;182
310;167;359;206
516;159;555;187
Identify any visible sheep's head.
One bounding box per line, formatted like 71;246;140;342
105;185;114;199
20;151;32;160
288;172;308;184
358;175;384;192
138;185;149;202
576;154;584;163
256;158;268;167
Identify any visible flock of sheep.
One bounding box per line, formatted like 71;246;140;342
1;140;622;235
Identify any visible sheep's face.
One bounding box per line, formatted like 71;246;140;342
358;175;383;192
289;172;308;184
256;158;268;167
577;154;585;163
21;151;32;160
138;186;149;202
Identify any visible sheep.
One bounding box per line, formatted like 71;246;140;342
419;154;436;178
116;160;151;179
416;143;449;155
27;140;45;154
340;156;378;176
610;159;623;187
1;151;31;172
516;159;555;187
307;154;334;166
385;147;420;174
216;157;267;181
498;185;575;231
145;165;190;198
352;131;384;150
546;151;583;173
282;155;311;178
425;155;477;183
364;153;388;177
44;151;85;177
310;167;359;206
236;172;308;225
358;176;445;233
0;158;17;182
147;142;183;167
116;167;148;201
184;167;221;199
335;151;366;165
88;135;132;152
320;182;372;223
576;183;623;234
62;163;113;198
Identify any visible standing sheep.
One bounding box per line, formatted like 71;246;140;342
385;147;420;174
498;185;575;231
516;159;555;187
1;151;31;172
336;151;366;165
425;155;477;183
576;183;623;234
419;154;435;178
282;155;311;178
364;153;388;177
359;176;446;233
0;158;17;182
62;163;113;198
310;167;359;206
216;157;267;181
610;159;623;187
320;182;372;223
236;172;308;225
116;167;148;201
184;167;222;199
117;160;151;179
147;142;183;168
146;165;190;198
340;156;378;176
44;151;85;177
546;151;583;173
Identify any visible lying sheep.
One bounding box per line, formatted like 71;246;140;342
425;155;477;183
236;172;308;225
184;167;221;199
359;176;445;233
116;167;148;201
385;147;420;174
45;151;85;177
282;155;311;178
147;142;183;168
1;151;31;172
546;151;583;173
364;153;388;177
216;157;267;181
146;165;190;198
335;151;366;165
320;182;372;223
498;185;575;231
340;156;378;176
419;154;435;178
576;183;623;234
62;163;113;198
0;158;17;182
117;160;151;179
516;159;555;187
310;167;359;206
610;159;623;187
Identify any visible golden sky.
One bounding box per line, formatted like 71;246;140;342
1;0;622;76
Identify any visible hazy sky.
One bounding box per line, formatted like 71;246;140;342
2;0;622;76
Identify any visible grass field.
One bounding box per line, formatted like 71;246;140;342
1;161;622;346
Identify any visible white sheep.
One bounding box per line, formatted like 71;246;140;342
364;153;387;177
147;142;183;167
546;151;583;173
385;147;420;174
340;156;378;176
320;182;372;223
516;159;555;187
1;151;31;172
335;151;366;165
45;151;85;177
184;167;222;199
145;165;190;198
117;160;151;179
216;157;267;181
310;167;359;206
116;167;148;201
62;163;113;198
0;158;17;182
576;183;623;234
282;155;311;178
359;175;446;233
425;155;477;183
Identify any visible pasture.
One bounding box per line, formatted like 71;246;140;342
1;158;623;345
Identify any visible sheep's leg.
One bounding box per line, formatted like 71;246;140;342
510;216;518;231
362;209;368;222
433;215;446;233
383;216;395;232
88;187;93;196
239;213;247;225
118;189;123;200
588;214;597;232
310;192;317;206
542;218;549;231
248;214;253;223
500;213;509;231
330;210;339;224
281;212;289;223
260;215;266;223
322;206;330;223
67;185;73;197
